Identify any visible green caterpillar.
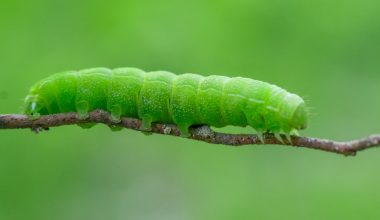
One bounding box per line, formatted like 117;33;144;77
24;67;308;140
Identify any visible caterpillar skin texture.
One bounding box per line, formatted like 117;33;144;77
24;67;308;137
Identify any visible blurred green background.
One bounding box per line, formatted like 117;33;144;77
1;0;380;219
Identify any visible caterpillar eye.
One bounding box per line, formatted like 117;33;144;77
28;111;40;120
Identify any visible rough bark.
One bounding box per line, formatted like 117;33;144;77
1;110;379;156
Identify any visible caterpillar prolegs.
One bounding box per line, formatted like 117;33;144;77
24;67;308;141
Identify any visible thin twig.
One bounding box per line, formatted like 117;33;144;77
0;109;379;156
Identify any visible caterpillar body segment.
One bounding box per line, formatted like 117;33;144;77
108;68;145;122
139;71;176;130
170;73;203;136
24;67;308;137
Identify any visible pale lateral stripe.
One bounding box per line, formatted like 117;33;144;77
248;98;264;104
266;105;279;112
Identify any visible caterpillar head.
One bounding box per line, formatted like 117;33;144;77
24;95;45;120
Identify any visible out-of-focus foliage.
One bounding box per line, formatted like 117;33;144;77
0;0;380;219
